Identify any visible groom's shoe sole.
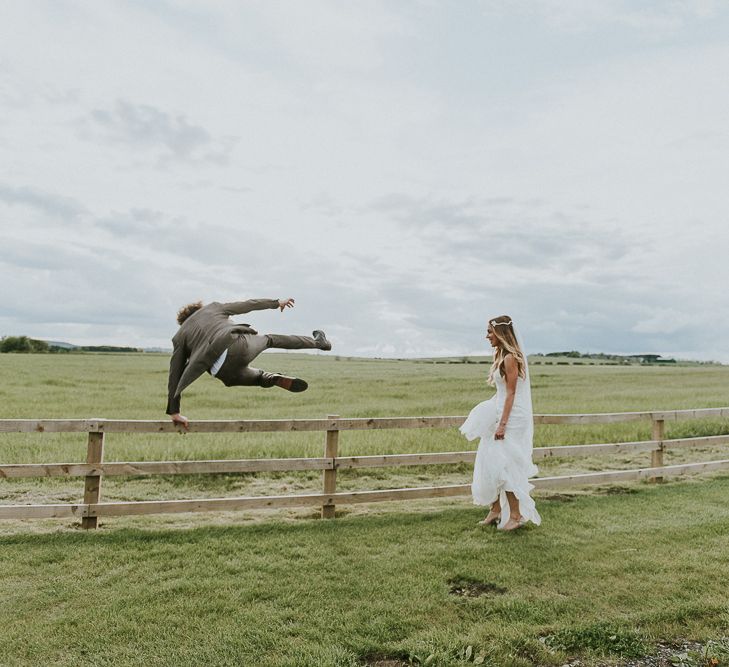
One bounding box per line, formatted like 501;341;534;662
274;376;308;392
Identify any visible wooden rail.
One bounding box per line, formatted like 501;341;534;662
2;408;729;434
1;408;728;527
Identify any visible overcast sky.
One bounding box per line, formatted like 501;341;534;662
1;1;727;360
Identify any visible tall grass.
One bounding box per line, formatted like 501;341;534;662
1;353;728;507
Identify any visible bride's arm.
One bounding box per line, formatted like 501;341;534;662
494;354;518;440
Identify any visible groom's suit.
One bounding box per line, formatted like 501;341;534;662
166;298;323;415
166;299;277;415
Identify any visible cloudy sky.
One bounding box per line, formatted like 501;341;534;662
1;1;727;360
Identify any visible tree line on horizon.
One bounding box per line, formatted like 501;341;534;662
2;336;716;365
543;350;676;363
0;336;141;354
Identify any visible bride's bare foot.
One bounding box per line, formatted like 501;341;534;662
501;516;526;531
477;510;501;526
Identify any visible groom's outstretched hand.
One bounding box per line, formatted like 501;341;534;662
171;413;189;431
278;297;295;311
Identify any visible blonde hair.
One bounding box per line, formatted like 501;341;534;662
176;301;203;325
487;315;526;385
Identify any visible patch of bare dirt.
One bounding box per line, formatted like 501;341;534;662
448;576;507;597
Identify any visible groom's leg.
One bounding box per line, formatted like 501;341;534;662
215;335;307;391
264;333;321;351
226;333;323;364
214;338;265;387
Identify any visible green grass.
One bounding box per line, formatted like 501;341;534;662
2;479;729;666
1;353;728;505
1;353;729;665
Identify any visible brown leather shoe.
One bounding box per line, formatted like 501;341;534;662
273;375;308;392
312;330;331;351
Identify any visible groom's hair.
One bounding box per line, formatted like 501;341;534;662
176;301;204;325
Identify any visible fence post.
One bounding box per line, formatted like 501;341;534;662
322;414;339;519
81;431;105;529
650;418;665;483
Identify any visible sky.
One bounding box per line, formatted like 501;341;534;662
1;0;727;360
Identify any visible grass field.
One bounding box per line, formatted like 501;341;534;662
1;353;729;666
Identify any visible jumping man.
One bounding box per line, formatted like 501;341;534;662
166;297;331;429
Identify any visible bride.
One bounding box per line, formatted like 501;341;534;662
460;316;541;531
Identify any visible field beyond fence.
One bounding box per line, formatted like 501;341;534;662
2;405;729;528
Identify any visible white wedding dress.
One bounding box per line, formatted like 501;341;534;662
460;370;541;528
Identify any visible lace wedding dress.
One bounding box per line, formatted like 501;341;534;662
460;369;541;528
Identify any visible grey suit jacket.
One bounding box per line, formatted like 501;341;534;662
166;298;279;414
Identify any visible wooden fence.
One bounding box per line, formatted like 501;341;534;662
1;407;729;528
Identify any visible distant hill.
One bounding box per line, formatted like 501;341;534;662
409;352;719;366
44;340;170;353
543;351;677;364
44;340;77;349
43;340;143;353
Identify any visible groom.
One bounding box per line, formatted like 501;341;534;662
166;297;331;429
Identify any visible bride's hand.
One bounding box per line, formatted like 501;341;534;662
494;424;506;440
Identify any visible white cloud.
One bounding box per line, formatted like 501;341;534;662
80;101;236;165
0;2;727;361
0;183;86;220
482;0;722;35
632;308;694;335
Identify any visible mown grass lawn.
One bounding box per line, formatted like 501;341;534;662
1;353;729;666
2;476;729;667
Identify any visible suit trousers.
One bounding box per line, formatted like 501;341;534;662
214;333;321;387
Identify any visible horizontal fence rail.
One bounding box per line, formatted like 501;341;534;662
0;416;464;434
2;408;729;434
4;435;729;480
1;408;729;527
